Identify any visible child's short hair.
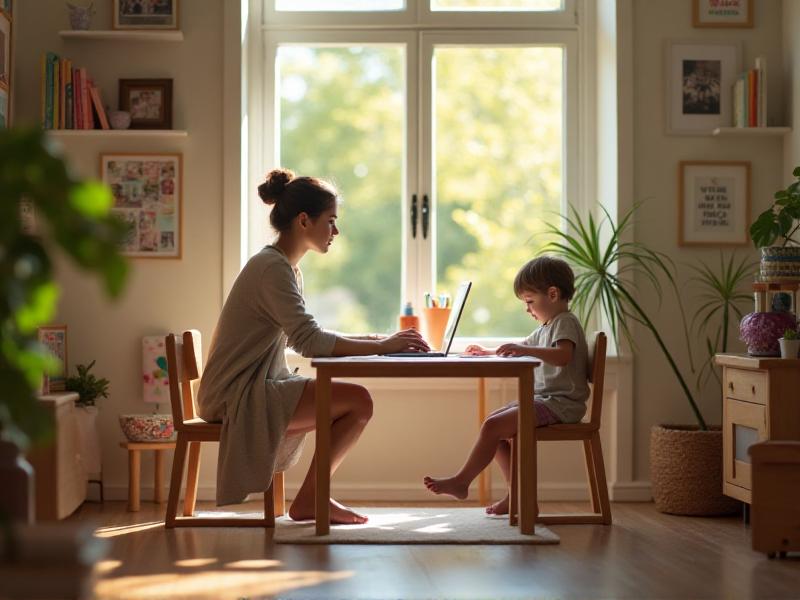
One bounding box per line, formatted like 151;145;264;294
513;256;575;301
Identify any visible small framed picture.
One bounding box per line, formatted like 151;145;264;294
693;0;752;28
665;40;740;135
112;0;178;30
0;9;11;93
0;0;11;17
119;78;172;130
679;161;751;247
0;86;8;129
38;325;68;393
101;153;182;258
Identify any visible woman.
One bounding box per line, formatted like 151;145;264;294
197;168;429;524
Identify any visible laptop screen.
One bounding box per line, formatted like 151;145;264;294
440;281;472;355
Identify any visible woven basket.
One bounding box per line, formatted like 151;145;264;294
650;425;740;516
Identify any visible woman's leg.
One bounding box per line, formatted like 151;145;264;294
424;405;519;500
285;380;374;524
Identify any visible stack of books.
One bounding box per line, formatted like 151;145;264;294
40;51;110;130
732;55;767;128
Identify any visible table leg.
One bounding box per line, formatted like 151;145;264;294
154;449;165;504
518;369;536;535
128;449;141;512
478;377;490;505
315;367;332;535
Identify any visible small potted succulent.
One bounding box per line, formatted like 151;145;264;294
779;328;800;359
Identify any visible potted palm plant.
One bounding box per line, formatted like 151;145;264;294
544;205;753;515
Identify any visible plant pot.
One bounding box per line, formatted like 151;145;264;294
74;405;101;476
779;337;800;358
650;425;740;516
759;245;800;282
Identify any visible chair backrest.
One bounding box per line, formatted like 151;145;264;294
165;329;203;429
586;331;607;426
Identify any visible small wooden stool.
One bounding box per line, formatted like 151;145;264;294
119;441;177;511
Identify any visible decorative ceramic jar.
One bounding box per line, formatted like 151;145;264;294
739;311;797;356
67;2;94;30
119;414;175;442
108;110;131;130
759;246;800;282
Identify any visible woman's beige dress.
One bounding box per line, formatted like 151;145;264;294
197;245;336;506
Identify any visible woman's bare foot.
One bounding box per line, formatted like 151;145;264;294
288;497;368;524
485;494;509;515
423;475;469;500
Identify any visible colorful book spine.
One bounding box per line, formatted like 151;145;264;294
89;86;110;130
43;52;56;129
64;60;73;130
52;54;60;130
755;55;767;127
73;67;82;129
79;68;91;129
748;69;757;128
40;54;46;128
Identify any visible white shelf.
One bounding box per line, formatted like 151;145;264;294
47;129;188;138
712;127;792;136
59;30;183;42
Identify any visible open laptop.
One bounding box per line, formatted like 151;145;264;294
385;281;472;357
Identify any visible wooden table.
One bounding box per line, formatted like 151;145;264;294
310;356;540;536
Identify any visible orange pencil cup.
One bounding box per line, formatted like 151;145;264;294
422;307;451;351
398;315;420;330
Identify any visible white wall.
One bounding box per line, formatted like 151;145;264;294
632;0;785;480
11;0;789;504
784;0;800;174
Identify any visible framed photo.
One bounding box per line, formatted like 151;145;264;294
0;86;8;129
666;41;740;135
679;161;751;246
119;78;172;129
0;9;11;93
112;0;178;30
0;0;11;17
101;153;182;258
38;325;68;393
693;0;752;28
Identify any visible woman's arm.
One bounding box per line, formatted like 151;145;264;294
332;329;430;356
496;339;574;366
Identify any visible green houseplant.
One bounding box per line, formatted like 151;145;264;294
0;128;129;528
749;166;800;248
544;204;751;515
65;361;110;408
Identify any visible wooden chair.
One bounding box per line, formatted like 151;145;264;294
164;330;285;528
510;331;612;525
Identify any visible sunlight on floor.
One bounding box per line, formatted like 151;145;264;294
94;569;354;599
94;521;163;538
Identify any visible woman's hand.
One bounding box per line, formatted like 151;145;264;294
496;343;530;357
463;344;494;356
379;328;431;354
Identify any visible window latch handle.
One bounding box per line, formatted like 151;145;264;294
411;194;418;239
422;194;430;240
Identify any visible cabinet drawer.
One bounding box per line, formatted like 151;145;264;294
725;369;767;405
724;397;768;494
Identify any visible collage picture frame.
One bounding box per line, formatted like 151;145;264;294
678;160;751;247
112;0;179;30
101;153;182;258
38;325;68;393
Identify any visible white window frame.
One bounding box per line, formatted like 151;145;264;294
228;0;594;345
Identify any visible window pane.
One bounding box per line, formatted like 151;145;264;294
434;46;563;337
431;0;563;11
277;46;404;333
276;0;405;11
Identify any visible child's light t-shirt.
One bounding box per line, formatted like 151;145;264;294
522;311;590;424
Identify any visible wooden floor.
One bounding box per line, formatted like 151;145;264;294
69;500;800;600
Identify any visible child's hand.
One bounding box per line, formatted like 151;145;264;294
496;343;529;357
464;344;493;356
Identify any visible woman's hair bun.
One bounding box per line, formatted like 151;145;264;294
258;168;295;205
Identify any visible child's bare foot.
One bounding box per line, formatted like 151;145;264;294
485;494;509;515
423;475;469;500
288;497;368;524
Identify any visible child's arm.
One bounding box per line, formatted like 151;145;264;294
463;343;496;356
496;339;575;366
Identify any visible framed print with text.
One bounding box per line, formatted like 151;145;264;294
679;160;751;246
693;0;752;28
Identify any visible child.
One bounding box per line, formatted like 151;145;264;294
423;255;589;515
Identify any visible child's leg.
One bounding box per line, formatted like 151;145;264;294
485;400;562;515
424;405;519;500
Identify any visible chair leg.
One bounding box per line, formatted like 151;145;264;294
509;436;518;527
264;480;276;528
583;438;600;514
273;471;286;517
590;432;612;525
183;441;201;517
165;437;188;528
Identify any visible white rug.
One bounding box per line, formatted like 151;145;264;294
273;507;560;545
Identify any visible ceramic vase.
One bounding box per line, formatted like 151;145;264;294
739;311;797;356
779;337;800;359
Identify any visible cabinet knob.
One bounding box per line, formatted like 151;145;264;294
728;382;734;391
752;385;756;395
